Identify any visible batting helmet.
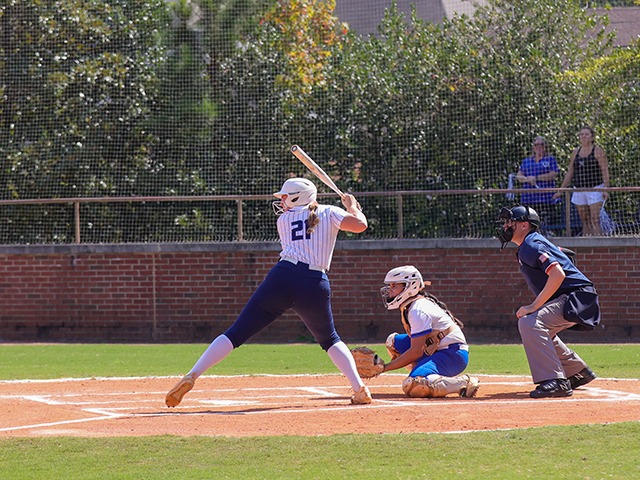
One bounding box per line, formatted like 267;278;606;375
273;178;318;214
381;265;425;310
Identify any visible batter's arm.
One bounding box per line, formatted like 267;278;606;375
339;194;368;233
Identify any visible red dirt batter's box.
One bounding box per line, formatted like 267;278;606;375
1;375;639;437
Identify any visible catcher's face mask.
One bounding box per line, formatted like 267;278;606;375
381;265;428;310
380;282;403;306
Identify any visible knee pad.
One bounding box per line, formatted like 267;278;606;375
386;332;401;360
402;376;436;398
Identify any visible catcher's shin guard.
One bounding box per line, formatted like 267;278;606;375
402;374;479;398
402;376;436;397
385;332;401;360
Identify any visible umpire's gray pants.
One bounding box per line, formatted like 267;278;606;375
518;294;588;384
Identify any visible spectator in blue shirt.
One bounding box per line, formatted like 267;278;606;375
516;136;560;234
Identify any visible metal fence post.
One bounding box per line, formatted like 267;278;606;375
237;200;244;241
564;192;571;237
396;193;403;239
74;201;81;243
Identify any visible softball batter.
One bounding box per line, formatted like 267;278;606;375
379;265;479;398
166;178;373;406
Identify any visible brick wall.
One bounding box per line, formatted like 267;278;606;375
1;238;638;343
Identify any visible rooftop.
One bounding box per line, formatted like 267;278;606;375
333;1;640;47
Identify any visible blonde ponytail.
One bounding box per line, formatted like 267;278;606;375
306;202;320;234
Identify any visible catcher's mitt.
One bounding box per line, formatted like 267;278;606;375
351;346;385;379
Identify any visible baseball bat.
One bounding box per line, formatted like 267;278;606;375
290;145;345;199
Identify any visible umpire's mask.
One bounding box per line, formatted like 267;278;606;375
496;205;540;249
496;207;517;249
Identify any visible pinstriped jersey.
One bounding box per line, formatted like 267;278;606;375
277;204;347;271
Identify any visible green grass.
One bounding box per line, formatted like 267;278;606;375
1;424;639;480
0;343;639;479
0;343;342;379
1;342;638;379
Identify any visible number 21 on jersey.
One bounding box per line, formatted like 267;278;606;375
291;220;311;241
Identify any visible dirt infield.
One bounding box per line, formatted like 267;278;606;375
1;374;639;437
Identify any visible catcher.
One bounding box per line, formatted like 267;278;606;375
353;265;479;398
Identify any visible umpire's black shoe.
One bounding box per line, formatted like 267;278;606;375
568;367;597;389
530;378;573;398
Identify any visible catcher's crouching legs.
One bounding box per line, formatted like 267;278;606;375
402;374;479;398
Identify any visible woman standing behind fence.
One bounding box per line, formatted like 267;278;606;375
553;126;610;236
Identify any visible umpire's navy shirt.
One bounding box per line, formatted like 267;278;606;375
517;231;593;299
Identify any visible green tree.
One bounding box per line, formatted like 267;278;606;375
426;0;612;189
555;42;640;232
145;0;271;197
0;0;168;200
294;0;615;237
0;0;169;243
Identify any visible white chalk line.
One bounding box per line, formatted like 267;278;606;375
0;412;126;432
1;375;639;433
2;373;637;384
0;373;352;384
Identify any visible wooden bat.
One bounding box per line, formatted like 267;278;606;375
290;145;345;199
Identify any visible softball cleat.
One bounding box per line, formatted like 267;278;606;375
460;375;480;398
350;385;372;405
165;373;195;407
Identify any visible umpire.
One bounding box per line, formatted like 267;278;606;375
497;205;600;398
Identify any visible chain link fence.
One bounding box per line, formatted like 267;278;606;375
1;1;639;244
2;187;639;244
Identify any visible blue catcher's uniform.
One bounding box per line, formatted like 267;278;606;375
224;203;347;351
391;295;470;378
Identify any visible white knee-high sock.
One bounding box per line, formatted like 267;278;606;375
189;334;234;379
327;341;365;390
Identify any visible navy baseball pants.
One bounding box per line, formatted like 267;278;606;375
224;260;341;351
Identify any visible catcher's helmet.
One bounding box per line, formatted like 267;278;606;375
381;265;425;310
273;178;317;214
499;205;540;228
